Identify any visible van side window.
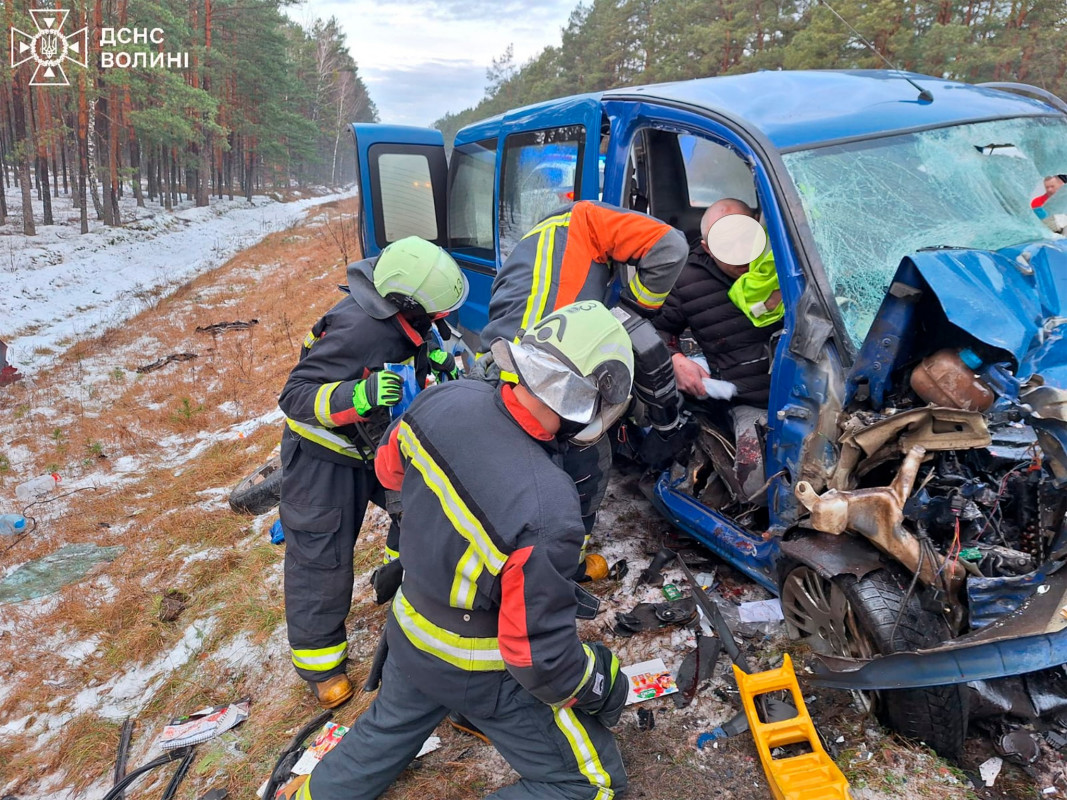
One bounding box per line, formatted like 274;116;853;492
681;135;757;209
448;138;497;259
499;125;585;259
374;150;440;241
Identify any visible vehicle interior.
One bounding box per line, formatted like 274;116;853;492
622;128;759;246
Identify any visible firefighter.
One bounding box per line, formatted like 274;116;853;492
277;236;468;709
278;301;633;800
479;199;691;547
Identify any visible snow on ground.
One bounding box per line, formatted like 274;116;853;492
0;186;355;372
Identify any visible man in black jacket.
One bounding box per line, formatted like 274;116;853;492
653;198;783;502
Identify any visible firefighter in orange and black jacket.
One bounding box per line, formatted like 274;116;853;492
479;199;691;537
277;237;467;710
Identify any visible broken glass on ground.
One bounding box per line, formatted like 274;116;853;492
0;543;125;604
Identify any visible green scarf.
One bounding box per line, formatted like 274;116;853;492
727;250;784;327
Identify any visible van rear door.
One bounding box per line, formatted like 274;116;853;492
351;124;447;258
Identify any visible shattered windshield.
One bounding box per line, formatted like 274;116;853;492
782;116;1067;347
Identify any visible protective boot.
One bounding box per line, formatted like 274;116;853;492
447;710;490;744
309;674;353;709
274;774;308;800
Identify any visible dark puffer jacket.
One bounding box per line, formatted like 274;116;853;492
652;243;782;406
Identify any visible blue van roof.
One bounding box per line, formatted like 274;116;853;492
455;70;1058;152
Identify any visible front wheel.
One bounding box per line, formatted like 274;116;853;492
780;565;968;758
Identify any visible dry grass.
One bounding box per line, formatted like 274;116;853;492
0;197;362;799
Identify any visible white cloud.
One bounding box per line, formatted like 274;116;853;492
285;0;576;126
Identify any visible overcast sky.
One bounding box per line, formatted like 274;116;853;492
285;0;578;127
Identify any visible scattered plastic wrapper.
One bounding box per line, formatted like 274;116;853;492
979;756;1003;787
158;699;249;749
737;599;784;624
292;721;441;775
623;658;678;705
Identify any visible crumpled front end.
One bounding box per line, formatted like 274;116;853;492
800;240;1067;687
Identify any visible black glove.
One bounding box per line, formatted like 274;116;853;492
638;416;697;470
572;643;627;727
370;559;403;605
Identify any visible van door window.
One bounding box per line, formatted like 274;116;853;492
448;138;496;259
373;149;439;240
681;135;758;210
499;125;585;259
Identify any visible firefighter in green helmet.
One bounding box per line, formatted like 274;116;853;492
277;300;633;800
277;236;468;709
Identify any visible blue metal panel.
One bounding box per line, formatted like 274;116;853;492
603;71;1058;152
452;255;496;337
651;473;779;593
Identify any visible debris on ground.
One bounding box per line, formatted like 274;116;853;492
159;589;190;622
157;699;250;750
195;319;259;334
0;340;22;386
622;658;678;704
0;543;126;604
134;352;198;374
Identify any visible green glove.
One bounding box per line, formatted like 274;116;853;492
352;370;403;416
428;348;460;381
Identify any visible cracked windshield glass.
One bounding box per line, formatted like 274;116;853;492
783;116;1067;347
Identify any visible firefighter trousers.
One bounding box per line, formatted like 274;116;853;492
280;434;388;682
303;619;627;800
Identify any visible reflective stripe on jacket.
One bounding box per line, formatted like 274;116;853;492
375;380;597;706
480;200;688;349
278;291;426;463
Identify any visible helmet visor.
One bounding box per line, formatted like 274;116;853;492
493;340;600;423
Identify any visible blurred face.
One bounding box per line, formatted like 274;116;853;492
1045;176;1065;196
701;204;758;279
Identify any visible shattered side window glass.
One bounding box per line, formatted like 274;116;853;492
782;116;1067;347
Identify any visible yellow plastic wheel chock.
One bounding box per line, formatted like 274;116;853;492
731;654;851;800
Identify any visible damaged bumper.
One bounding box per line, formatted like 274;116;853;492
808;567;1067;690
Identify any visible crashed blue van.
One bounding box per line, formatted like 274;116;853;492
351;70;1067;757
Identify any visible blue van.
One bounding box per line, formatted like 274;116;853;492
351;70;1067;757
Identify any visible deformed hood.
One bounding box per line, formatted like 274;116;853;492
907;240;1067;386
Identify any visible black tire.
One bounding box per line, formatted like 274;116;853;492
229;455;282;515
839;569;969;758
781;565;968;758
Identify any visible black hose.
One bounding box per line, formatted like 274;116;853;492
889;539;925;650
160;747;196;800
100;748;193;800
260;709;334;800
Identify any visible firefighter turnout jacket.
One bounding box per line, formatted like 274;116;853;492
279;260;431;464
480;200;689;349
375;379;598;706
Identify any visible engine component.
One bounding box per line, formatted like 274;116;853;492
795;445;965;601
910;348;994;411
831;406;990;489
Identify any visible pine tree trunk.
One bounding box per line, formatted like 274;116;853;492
12;69;36;236
78;73;90;234
30;89;54;225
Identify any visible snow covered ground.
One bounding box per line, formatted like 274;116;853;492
0;186;355;372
